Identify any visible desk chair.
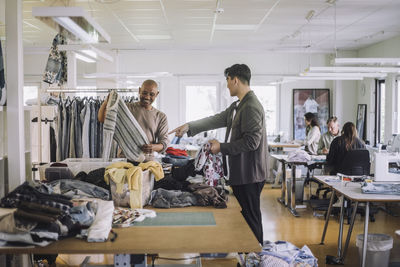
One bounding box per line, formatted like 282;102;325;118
337;149;378;223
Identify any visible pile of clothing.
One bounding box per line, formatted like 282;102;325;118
241;241;318;267
149;182;228;209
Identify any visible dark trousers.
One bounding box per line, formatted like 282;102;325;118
231;181;265;244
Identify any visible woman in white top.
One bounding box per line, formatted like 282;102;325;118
303;112;321;155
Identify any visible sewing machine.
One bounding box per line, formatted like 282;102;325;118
374;152;400;181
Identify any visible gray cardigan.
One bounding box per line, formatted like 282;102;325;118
188;91;268;186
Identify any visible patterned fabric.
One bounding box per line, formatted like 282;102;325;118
102;90;149;162
43;34;67;85
194;143;224;186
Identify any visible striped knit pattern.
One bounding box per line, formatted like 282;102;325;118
102;90;149;162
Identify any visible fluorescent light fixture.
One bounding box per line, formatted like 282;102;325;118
58;44;113;62
284;76;363;81
32;7;111;43
334;58;400;66
306;10;315;21
215;24;257;30
75;52;96;63
83;72;173;79
300;72;387;78
308;66;400;73
53;16;97;43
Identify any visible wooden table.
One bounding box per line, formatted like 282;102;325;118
314;176;400;267
271;154;326;217
0;197;260;256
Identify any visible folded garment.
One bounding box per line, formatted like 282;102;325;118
48;179;110;200
166;147;188;157
149;188;197;208
87;200;114;242
287;150;311;162
361;182;400;195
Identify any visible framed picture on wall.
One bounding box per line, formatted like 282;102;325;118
293;89;330;140
356;104;367;141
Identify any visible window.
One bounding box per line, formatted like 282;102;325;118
375;80;385;144
23;86;38;106
252;85;277;135
397;79;400;133
185;85;218;122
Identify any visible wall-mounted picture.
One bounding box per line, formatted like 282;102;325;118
293;89;330;140
356;104;367;141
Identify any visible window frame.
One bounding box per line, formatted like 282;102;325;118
375;79;386;145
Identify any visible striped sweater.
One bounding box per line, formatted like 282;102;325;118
102;90;149;162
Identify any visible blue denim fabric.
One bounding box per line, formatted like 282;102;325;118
61;102;70;160
48;179;110;200
74;99;83;157
162;155;192;166
69;101;76;158
81;103;91;158
56;101;63;161
70;202;96;226
90;102;97;158
149;188;197;208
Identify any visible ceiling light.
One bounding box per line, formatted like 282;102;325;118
58;44;113;62
326;0;336;4
306;10;315;21
75;52;96;63
308;66;400;73
300;72;387;78
32;7;111;43
284;76;363;81
334;58;400;66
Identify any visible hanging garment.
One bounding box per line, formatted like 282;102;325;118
0;40;6;106
102;90;149;162
43;34;67;85
194;143;225;186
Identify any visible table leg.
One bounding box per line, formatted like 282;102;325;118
289;165;299;217
277;161;286;206
320;190;335;245
337;195;345;258
361;202;369;267
341;201;359;262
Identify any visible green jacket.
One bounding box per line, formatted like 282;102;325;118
188;91;268;186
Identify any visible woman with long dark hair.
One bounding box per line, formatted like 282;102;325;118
303;112;321;155
327;122;365;174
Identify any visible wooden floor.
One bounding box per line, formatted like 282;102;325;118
56;184;400;266
164;184;400;267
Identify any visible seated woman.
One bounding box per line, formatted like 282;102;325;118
303;112;321;155
327;121;366;174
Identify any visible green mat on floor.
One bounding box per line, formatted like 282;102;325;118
133;212;216;226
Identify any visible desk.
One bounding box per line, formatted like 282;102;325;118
0;197;260;256
268;142;302;149
272;154;326;217
314;176;400;267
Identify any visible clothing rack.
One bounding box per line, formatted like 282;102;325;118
44;88;139;93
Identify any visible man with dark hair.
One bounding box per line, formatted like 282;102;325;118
170;63;268;244
318;116;340;155
99;79;169;156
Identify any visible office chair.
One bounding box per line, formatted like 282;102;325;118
337;149;370;175
337;149;378;223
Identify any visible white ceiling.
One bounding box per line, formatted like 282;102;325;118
1;0;400;52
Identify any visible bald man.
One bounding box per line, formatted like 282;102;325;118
99;79;169;156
